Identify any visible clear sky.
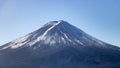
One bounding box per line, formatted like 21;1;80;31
0;0;120;46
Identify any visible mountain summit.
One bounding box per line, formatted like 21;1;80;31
0;20;120;68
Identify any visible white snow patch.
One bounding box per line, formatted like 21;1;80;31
75;39;84;46
35;21;61;42
85;34;105;46
1;45;10;50
63;33;72;42
61;37;66;44
1;34;31;49
44;36;52;44
27;40;37;46
50;40;56;45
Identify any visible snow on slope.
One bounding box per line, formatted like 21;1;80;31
1;20;107;50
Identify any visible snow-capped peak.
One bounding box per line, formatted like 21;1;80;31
1;20;108;50
39;20;62;40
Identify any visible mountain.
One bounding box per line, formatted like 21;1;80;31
0;20;120;68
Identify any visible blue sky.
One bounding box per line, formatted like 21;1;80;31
0;0;120;46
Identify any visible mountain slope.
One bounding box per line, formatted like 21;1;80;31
0;20;117;49
0;20;120;68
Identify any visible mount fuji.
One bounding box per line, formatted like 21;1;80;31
0;20;120;68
